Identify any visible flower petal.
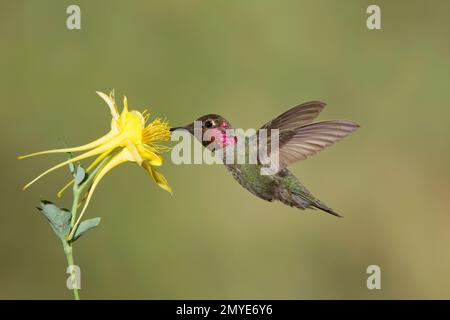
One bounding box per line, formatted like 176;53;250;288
97;91;119;120
75;149;130;226
143;161;172;194
126;140;143;165
137;145;162;166
123;96;128;111
131;111;146;128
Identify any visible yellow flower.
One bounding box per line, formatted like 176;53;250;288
19;91;172;222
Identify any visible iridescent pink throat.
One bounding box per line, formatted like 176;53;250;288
209;128;237;149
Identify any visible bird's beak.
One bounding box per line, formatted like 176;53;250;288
170;122;194;134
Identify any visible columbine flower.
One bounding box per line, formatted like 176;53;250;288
19;90;172;220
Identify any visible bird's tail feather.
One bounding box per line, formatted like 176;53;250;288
292;192;342;217
310;201;342;217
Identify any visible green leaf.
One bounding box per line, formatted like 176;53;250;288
73;217;101;241
37;201;72;239
74;164;87;185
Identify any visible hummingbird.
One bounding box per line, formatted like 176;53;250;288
171;101;359;217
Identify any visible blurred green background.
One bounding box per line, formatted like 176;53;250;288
1;0;450;299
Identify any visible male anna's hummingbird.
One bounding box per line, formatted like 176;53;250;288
171;101;359;217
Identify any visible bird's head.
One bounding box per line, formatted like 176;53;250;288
170;114;236;150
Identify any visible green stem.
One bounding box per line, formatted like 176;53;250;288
67;152;116;241
63;240;80;300
70;188;80;227
63;184;82;300
62;150;117;299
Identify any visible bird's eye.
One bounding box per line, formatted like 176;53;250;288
204;120;214;128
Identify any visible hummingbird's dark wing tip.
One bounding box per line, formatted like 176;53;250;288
260;101;327;131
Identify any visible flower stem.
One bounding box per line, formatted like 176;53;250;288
71;188;80;227
62;184;82;300
67;152;116;241
62;151;117;299
63;240;80;300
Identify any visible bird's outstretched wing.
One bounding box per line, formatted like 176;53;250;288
258;102;359;173
260;101;325;131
